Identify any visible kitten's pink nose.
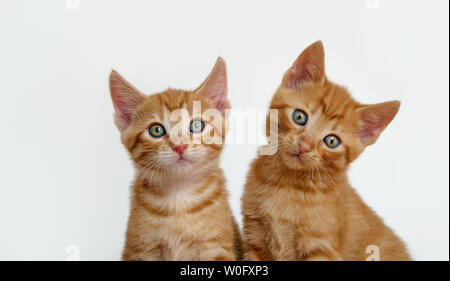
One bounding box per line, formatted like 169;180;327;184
173;144;187;156
298;142;311;154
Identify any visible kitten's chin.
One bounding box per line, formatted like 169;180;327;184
168;156;210;174
280;152;313;171
168;158;194;172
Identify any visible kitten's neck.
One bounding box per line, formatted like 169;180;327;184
257;154;348;191
135;160;220;194
132;164;222;214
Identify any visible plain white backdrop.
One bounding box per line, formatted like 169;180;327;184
0;0;448;260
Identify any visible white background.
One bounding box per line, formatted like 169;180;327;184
0;0;448;261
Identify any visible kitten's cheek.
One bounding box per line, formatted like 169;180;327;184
162;153;179;165
177;150;196;163
187;150;208;165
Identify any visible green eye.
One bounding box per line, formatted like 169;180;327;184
190;120;205;134
292;109;308;126
148;124;166;138
324;134;340;148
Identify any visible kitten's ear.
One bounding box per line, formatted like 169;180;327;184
357;100;400;146
196;57;230;115
283;40;326;88
109;70;144;131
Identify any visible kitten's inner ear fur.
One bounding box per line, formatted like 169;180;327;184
358;101;401;146
195;57;230;115
283;40;326;88
109;70;144;132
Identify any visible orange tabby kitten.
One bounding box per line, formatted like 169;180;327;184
110;58;242;261
242;41;411;261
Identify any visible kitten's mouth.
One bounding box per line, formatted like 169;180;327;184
281;151;313;170
176;157;192;164
290;153;304;161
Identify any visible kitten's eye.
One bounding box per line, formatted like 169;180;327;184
292;109;308;126
148;124;166;138
190;120;205;134
324;134;340;148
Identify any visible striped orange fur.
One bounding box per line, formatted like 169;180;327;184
110;58;242;260
242;41;411;261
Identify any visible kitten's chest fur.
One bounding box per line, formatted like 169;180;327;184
136;208;205;260
267;183;342;220
123;173;238;261
257;177;345;260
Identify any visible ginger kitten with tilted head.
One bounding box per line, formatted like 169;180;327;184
242;41;411;261
110;58;242;261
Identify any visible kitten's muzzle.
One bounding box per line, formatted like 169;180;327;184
172;144;187;156
297;142;312;155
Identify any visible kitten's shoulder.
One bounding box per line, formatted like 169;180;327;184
242;155;272;197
